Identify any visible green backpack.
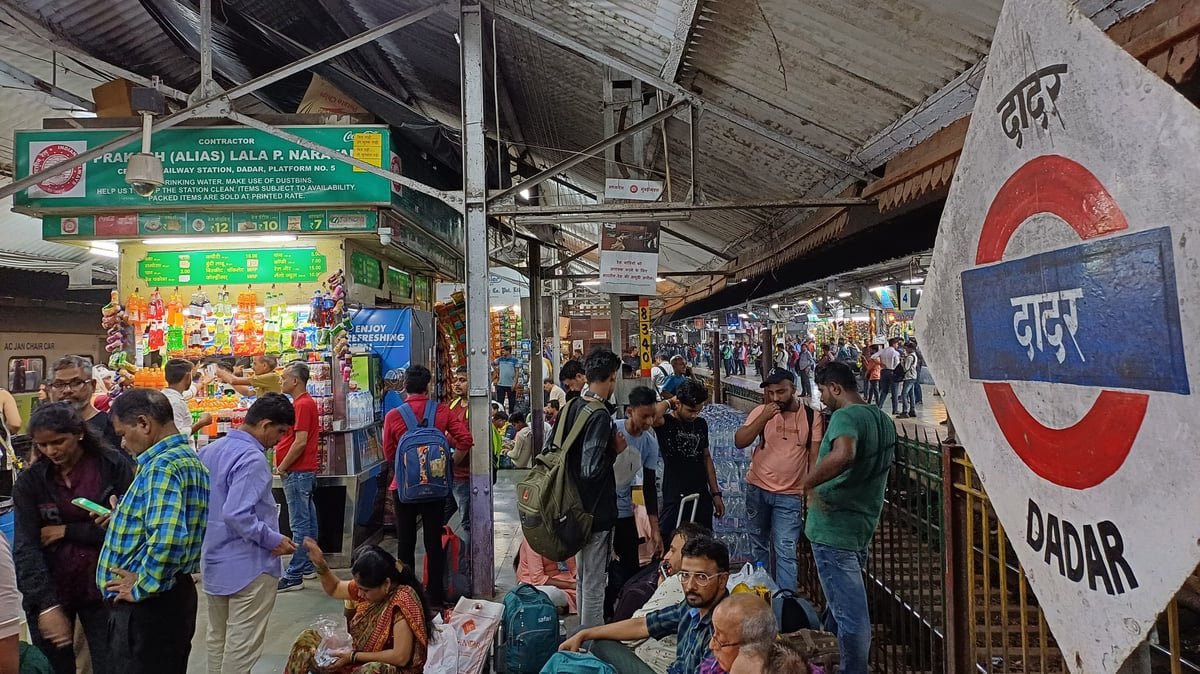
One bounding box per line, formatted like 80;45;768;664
516;397;607;561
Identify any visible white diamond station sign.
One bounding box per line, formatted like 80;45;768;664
916;0;1200;672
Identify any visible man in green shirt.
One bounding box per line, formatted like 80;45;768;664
802;361;896;674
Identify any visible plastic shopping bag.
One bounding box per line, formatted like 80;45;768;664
311;615;354;669
424;615;461;674
726;562;754;592
449;597;505;674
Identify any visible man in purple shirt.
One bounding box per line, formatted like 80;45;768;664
199;393;297;674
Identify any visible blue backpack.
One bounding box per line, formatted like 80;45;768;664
394;402;451;503
539;652;616;674
503;584;561;674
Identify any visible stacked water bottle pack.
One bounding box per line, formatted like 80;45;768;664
701;404;755;567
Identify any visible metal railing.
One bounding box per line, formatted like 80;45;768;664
788;428;1199;674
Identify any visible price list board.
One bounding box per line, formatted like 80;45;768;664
137;248;327;287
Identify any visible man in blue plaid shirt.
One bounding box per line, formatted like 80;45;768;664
560;536;731;674
97;388;209;674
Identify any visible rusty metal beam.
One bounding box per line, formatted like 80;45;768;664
490;196;873;217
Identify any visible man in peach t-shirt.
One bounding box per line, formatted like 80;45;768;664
516;538;577;614
733;367;824;593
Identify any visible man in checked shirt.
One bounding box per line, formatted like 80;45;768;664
97;388;210;674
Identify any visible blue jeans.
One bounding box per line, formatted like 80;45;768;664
452;479;471;544
913;366;924;404
745;483;804;592
901;380;916;415
812;543;871;674
282;471;317;580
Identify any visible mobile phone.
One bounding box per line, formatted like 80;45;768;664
71;497;111;517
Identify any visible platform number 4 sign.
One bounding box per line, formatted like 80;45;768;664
917;0;1200;672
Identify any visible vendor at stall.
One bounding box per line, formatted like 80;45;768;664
215;355;282;397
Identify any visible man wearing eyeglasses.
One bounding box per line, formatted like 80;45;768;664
561;535;730;674
48;356;122;452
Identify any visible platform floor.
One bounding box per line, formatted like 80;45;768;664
185;470;528;673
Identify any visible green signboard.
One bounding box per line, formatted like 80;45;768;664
386;267;412;299
41;209;377;240
137;248;327;287
350;251;383;289
14;125;391;213
413;275;430;303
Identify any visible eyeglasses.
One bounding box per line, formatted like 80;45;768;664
711;633;741;649
50;379;91;391
676;570;727;587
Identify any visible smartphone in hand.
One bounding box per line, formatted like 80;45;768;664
71;497;112;517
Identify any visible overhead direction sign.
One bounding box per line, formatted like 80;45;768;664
916;0;1200;672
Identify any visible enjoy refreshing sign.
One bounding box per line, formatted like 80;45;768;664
13;125;392;213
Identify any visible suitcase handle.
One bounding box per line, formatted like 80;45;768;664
677;493;699;528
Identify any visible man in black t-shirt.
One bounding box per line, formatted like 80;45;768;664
48;355;124;453
655;379;723;545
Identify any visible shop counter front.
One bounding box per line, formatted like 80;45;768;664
273;423;389;568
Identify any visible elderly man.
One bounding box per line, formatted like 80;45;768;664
100;388;209;674
708;593;778;673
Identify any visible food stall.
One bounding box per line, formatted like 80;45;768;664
15;121;463;565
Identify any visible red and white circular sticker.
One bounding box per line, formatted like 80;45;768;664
31;143;83;195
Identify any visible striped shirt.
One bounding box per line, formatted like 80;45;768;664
645;596;723;674
96;433;209;601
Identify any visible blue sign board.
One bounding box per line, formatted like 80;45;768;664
961;227;1188;394
350;308;412;380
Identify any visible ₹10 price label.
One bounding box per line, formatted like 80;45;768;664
916;0;1200;671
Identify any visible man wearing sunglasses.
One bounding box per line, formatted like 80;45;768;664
561;535;730;674
48;355;122;452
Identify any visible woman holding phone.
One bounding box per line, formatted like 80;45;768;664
11;402;133;674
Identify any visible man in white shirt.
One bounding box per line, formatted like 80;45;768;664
163;359;213;446
649;353;672;393
872;338;903;416
543;378;567;408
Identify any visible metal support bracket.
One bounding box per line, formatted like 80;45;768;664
0;59;94;112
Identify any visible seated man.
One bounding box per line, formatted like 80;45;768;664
561;535;730;674
515;538;577;614
705;594;778;674
629;523;711;674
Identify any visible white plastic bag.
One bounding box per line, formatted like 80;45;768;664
726;562;754;591
746;563;780;595
311;615;353;668
424;615;460;674
448;597;504;674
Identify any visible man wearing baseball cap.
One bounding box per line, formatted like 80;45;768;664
732;367;823;593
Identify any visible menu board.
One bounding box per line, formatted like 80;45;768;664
137;248;327;287
351;251;383;289
42;209;376;240
386;266;412;299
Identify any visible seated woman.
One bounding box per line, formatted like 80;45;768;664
284;540;434;674
515;538;577;614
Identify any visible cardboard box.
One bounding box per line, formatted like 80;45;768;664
91;79;136;117
296;74;365;114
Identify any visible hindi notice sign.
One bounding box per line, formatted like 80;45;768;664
916;1;1199;671
599;222;659;295
603;178;664;202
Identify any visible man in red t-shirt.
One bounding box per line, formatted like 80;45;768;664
382;364;472;607
275;362;321;591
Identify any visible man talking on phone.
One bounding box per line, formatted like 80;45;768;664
734;368;823;594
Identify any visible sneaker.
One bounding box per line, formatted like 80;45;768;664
303;570;319;580
277;576;304;592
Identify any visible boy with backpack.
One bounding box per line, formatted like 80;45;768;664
517;349;623;629
382;365;473;608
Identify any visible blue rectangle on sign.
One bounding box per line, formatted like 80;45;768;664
961;227;1188;394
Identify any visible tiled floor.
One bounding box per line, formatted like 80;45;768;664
185;471;528;673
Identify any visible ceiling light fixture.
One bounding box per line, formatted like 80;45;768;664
869;286;890;293
837;291;851;298
519;188;531;200
513;211;691;225
142;234;298;245
88;242;119;259
900;277;924;284
579;280;601;286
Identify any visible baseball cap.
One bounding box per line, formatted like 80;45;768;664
760;367;795;388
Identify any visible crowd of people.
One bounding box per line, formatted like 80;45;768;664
0;342;897;674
